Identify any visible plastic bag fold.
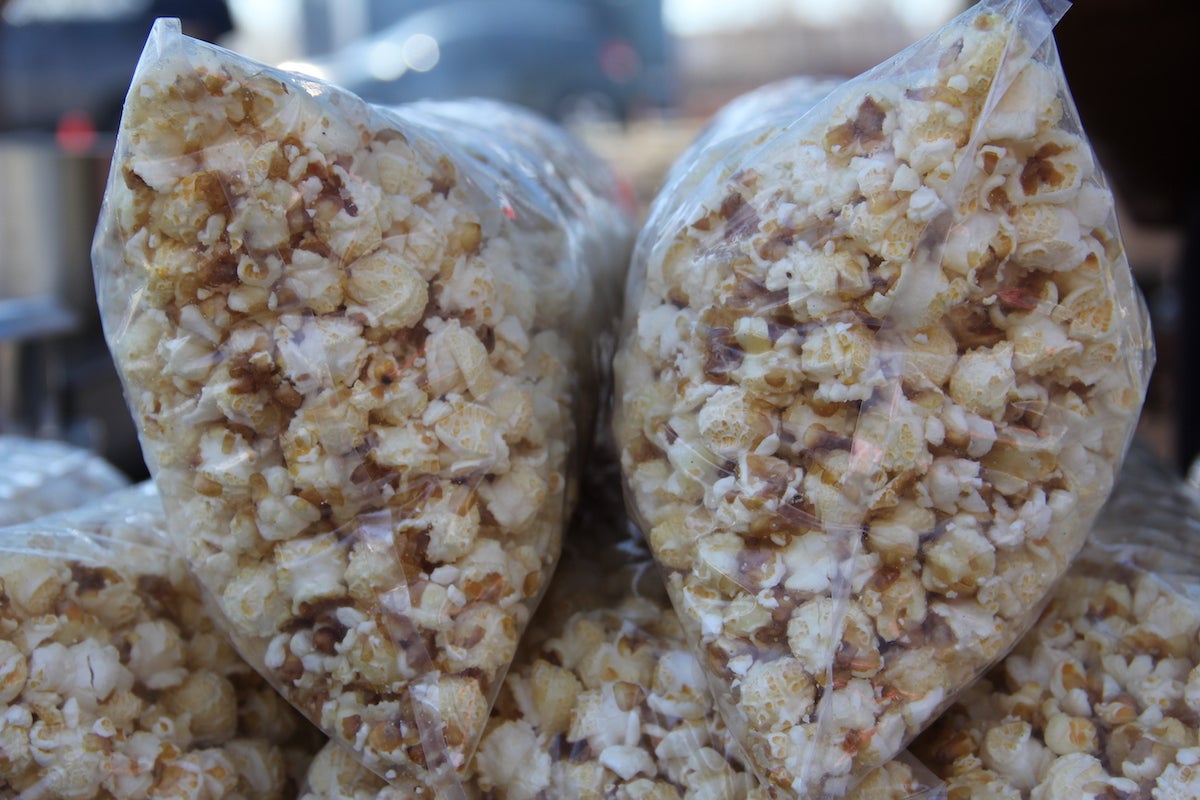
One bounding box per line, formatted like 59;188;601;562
91;18;633;792
613;0;1154;796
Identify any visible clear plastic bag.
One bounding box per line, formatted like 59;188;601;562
0;482;321;799
914;440;1200;798
0;436;129;527
90;18;633;793
299;448;947;800
654;75;847;208
612;0;1154;796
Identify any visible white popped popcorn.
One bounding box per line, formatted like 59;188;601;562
915;448;1200;800
613;1;1152;796
93;18;631;790
0;484;321;799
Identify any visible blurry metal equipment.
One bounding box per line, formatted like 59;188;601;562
0;135;107;323
0;135;87;432
0;134;144;477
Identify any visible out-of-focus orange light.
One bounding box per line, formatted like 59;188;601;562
56;110;97;154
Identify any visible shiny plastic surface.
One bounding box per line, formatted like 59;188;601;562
0;435;129;527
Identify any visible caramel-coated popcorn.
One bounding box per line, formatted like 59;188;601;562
93;19;630;789
0;484;319;799
613;1;1151;796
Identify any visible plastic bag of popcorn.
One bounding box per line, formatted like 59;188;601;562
612;0;1154;796
0;482;322;799
0;436;129;527
914;441;1200;799
299;450;946;799
90;18;633;794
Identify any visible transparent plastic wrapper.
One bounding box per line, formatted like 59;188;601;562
300;449;946;800
90;19;633;792
914;442;1200;799
612;0;1154;796
0;436;129;527
656;75;847;205
0;483;321;799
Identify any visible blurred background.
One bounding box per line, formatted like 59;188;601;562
0;0;1195;480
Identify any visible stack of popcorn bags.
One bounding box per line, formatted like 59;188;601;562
3;0;1185;797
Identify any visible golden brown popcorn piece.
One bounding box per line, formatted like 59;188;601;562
613;1;1152;796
